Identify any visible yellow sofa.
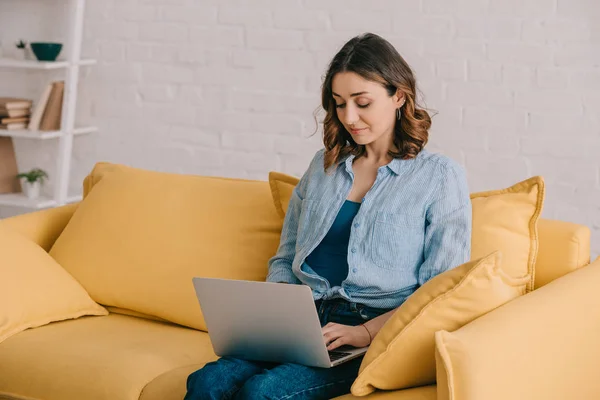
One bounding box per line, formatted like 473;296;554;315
0;165;598;400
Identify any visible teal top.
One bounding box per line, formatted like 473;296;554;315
304;200;361;288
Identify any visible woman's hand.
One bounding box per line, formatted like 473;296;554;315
322;322;371;351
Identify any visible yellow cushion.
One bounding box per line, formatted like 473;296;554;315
434;258;600;400
470;176;544;292
0;203;79;251
269;171;300;217
0;313;217;400
535;219;591;288
140;364;204;400
268;171;300;217
351;251;528;396
335;385;437;400
49;162;283;331
0;225;107;344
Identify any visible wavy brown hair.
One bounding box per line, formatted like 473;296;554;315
320;33;431;171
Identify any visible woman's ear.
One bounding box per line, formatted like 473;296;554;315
394;89;406;107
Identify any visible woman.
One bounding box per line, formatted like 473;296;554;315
186;32;472;400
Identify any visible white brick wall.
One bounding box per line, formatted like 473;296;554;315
1;0;599;257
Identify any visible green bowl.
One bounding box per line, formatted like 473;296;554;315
30;42;63;62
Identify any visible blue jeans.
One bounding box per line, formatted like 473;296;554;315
185;298;391;400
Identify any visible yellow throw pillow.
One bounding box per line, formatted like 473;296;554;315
268;172;300;218
470;176;544;292
0;225;107;344
49;163;284;331
351;251;528;396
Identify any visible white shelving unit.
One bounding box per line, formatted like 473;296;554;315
0;58;96;70
0;0;95;210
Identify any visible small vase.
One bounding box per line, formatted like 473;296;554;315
22;181;41;199
10;49;26;60
24;47;34;61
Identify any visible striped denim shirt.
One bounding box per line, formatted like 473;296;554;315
266;148;472;310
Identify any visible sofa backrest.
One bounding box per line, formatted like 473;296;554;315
535;218;590;288
47;163;284;332
1;166;591;326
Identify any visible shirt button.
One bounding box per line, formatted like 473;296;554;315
351;248;356;253
354;222;360;228
352;268;357;273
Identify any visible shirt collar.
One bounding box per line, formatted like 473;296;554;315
338;153;402;176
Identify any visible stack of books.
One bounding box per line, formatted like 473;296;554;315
0;98;33;130
0;80;65;132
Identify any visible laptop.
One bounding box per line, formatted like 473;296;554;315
192;277;369;368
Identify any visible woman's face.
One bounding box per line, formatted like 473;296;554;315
331;71;404;149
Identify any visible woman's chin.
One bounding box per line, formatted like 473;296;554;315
352;136;374;145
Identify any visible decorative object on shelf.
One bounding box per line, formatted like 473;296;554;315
16;168;48;199
30;42;63;62
0;138;21;194
0;98;32;130
14;39;27;60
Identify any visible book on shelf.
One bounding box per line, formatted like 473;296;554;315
28;82;54;131
0;137;21;194
0;122;27;130
1;116;29;124
39;81;64;131
0;108;31;118
0;97;33;110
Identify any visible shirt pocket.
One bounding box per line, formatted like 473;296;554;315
370;211;425;270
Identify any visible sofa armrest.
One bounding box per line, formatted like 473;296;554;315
535;218;590;288
0;203;78;251
435;259;600;400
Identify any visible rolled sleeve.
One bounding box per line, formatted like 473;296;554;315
266;185;304;284
266;152;321;284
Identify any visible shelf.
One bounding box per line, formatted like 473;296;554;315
0;58;96;70
0;126;98;140
0;192;82;209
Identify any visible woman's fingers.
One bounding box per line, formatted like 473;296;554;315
327;336;348;351
321;322;339;337
322;330;341;345
322;323;346;344
323;322;337;329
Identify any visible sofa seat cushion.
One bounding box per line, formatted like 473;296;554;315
49;162;284;331
0;313;217;400
334;385;437;400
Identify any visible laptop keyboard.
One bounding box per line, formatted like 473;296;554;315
329;351;352;362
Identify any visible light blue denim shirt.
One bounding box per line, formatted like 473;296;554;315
266;148;472;310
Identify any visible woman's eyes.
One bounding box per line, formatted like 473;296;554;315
335;103;370;109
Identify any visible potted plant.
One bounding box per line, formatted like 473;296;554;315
16;168;48;199
15;39;27;60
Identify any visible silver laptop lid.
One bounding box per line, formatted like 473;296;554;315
192;278;334;368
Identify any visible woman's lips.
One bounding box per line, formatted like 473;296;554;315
350;128;367;135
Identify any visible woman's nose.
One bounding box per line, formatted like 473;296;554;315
343;104;359;126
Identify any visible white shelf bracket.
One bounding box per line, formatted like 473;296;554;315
54;0;87;205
